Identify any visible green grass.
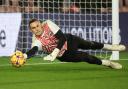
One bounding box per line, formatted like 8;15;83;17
0;52;128;89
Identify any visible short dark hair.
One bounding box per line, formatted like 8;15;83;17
29;19;39;27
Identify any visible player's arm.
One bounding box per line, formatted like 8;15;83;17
44;20;66;61
24;39;42;59
54;30;66;50
23;46;38;59
47;20;66;49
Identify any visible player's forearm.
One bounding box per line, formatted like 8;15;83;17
24;46;38;59
54;30;66;50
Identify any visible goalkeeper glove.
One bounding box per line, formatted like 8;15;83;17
43;48;60;61
23;53;28;59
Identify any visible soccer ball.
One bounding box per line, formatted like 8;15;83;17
10;51;26;68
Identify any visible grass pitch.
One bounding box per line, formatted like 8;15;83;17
0;52;128;89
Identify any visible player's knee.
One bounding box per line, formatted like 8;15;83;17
91;41;104;49
84;57;102;65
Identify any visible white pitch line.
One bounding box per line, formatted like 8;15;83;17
0;59;128;67
120;59;128;60
0;62;67;67
0;64;10;67
25;62;67;65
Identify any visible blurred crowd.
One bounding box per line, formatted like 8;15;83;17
119;0;128;12
0;0;128;13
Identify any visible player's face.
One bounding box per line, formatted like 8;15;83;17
30;21;43;36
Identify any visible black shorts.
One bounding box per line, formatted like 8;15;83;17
65;34;104;51
58;50;102;65
57;34;103;65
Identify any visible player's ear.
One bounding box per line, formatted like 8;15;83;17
29;25;32;31
29;22;32;30
39;20;42;23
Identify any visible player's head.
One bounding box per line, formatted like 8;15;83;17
29;19;43;36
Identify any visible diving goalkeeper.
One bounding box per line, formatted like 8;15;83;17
22;19;126;69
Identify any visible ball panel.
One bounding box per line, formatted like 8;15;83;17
10;51;26;68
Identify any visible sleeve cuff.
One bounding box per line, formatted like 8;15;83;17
23;53;28;59
51;48;60;57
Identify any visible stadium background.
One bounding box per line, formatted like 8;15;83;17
0;0;128;89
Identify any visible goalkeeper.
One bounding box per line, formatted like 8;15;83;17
22;19;126;69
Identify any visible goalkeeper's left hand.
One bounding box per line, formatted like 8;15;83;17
43;54;56;61
43;48;60;61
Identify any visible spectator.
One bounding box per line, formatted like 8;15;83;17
70;4;80;13
3;0;21;12
19;0;45;13
0;0;6;12
70;0;112;13
120;0;128;12
62;0;70;13
43;0;63;13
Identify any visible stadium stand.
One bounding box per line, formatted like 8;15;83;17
0;0;128;13
119;0;128;12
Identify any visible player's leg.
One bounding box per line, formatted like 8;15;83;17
71;35;104;50
58;51;102;64
101;60;122;69
71;35;126;51
58;51;122;69
102;44;126;51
